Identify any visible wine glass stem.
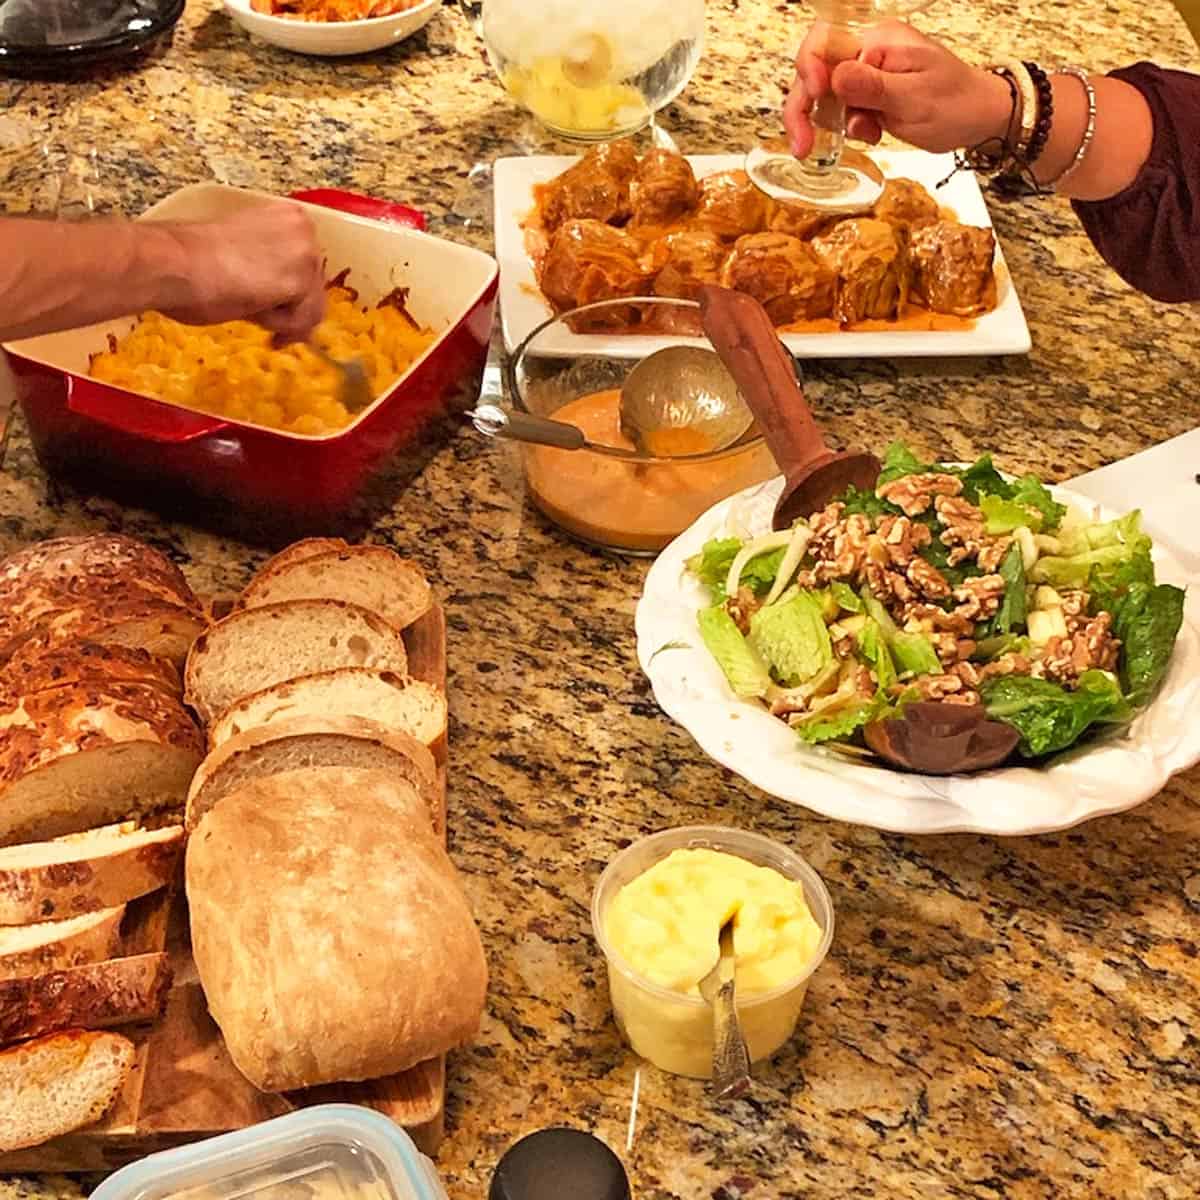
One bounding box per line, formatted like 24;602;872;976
809;92;847;172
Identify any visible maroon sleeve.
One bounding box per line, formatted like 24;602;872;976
1072;63;1200;303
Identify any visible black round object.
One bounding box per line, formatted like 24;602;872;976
489;1128;631;1200
0;0;185;76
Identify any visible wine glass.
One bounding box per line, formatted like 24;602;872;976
474;0;705;143
747;0;934;212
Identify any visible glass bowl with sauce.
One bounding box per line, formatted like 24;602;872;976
508;298;777;555
591;825;835;1079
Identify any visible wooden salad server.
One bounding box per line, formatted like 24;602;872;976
697;285;881;529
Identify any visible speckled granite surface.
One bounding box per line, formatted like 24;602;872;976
2;1;1200;1197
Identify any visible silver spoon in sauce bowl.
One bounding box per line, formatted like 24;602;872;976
698;915;752;1100
468;346;754;459
617;345;754;457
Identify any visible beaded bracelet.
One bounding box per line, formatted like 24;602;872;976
1045;66;1097;189
1022;61;1054;165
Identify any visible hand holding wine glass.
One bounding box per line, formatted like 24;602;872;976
782;19;1016;159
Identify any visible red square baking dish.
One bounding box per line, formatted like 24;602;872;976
2;184;498;544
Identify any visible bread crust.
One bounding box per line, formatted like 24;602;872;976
0;825;184;925
186;715;439;832
0;953;172;1043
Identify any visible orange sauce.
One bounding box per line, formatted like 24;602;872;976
523;389;776;552
782;305;976;335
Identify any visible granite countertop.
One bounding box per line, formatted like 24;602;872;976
2;2;1200;1197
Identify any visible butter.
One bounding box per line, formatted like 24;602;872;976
602;848;826;1077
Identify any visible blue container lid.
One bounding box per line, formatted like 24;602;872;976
91;1106;447;1200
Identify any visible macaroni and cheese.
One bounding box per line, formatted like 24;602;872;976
89;280;435;436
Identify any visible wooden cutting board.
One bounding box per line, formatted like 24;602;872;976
0;604;449;1172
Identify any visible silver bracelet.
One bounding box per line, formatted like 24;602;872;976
1048;66;1097;189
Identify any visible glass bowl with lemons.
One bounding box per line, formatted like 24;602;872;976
471;0;705;141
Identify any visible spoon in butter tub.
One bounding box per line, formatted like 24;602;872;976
697;915;751;1100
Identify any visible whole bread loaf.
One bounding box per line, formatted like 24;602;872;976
186;767;487;1092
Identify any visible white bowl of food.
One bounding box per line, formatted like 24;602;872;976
222;0;440;56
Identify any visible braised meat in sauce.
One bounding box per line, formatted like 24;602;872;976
811;218;908;325
541;219;651;312
527;144;998;331
537;142;639;232
909;221;997;317
872;177;939;231
650;230;728;301
691;170;769;241
630;149;700;227
721;232;836;324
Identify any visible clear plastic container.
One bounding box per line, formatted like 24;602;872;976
591;826;835;1078
89;1106;448;1200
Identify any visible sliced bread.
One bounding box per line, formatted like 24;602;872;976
0;683;203;847
0;1030;135;1152
208;669;447;757
0;906;125;981
186;716;440;832
0;640;181;703
239;546;432;632
0;952;172;1044
256;538;351;577
0;825;184;925
184;600;409;725
2;599;205;670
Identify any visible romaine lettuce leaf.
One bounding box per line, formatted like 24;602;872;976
876;441;937;489
687;538;785;603
1111;581;1185;706
749;590;833;686
974;633;1032;661
981;542;1028;637
1087;546;1156;616
857;619;897;691
959;453;1010;505
794;697;883;744
862;590;943;676
981;493;1043;535
1009;474;1066;532
981;669;1129;756
1030;511;1151;590
831;581;864;613
697;605;771;699
892;632;943;677
839;484;898;521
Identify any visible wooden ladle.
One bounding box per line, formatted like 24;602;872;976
698;284;881;529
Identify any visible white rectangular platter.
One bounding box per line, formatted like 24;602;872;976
494;149;1032;359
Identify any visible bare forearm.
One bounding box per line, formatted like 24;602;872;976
0;218;191;342
1032;76;1153;201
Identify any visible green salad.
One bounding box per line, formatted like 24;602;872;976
687;442;1186;762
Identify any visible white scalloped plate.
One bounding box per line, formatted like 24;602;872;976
636;476;1200;836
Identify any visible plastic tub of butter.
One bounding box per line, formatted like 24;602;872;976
89;1105;447;1200
591;826;834;1078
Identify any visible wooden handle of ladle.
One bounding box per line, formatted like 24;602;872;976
697;285;831;479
